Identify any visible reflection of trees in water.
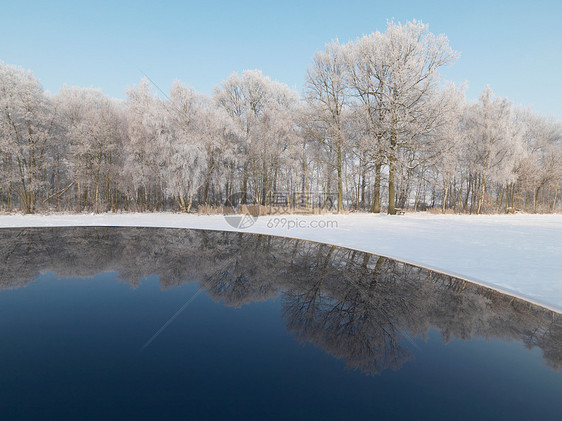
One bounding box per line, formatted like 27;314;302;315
280;248;422;373
0;227;560;373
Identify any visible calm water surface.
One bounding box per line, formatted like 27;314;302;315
0;227;561;420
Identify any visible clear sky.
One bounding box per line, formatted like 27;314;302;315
1;0;560;117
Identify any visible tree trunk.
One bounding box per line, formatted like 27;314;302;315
388;159;396;215
442;177;449;213
77;182;81;212
372;163;381;213
360;164;366;209
387;129;397;215
477;174;486;214
336;134;343;213
534;185;541;213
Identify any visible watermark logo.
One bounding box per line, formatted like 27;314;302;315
223;192;259;229
223;191;338;230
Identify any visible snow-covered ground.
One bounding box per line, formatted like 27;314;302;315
1;212;561;313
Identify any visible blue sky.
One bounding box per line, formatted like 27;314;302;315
1;0;560;117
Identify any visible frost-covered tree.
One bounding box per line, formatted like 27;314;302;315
345;20;458;214
0;62;57;213
125;79;209;212
214;70;300;205
462;86;524;213
424;83;466;212
197;100;239;206
124;78;168;210
305;40;349;212
517;110;562;212
166;81;209;211
55;86;125;212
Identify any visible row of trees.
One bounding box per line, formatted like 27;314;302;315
1;20;560;214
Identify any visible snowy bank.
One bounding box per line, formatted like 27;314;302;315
0;212;561;313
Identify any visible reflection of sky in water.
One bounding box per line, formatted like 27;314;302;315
0;227;561;419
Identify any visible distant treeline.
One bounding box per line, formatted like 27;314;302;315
1;21;560;214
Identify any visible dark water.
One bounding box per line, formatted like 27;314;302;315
0;227;561;420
